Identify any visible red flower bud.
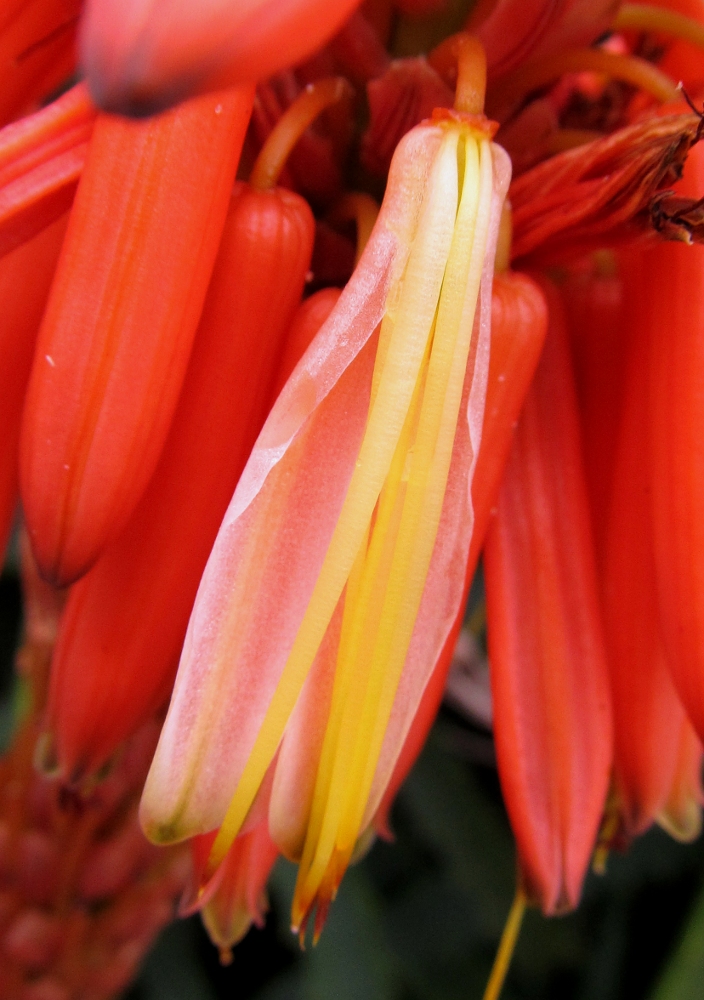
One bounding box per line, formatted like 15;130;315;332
21;87;253;586
484;278;613;914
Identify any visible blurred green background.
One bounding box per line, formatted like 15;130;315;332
3;555;704;1000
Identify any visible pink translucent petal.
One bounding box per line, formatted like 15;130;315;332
141;125;445;842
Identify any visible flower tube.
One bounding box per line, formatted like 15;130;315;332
194;821;280;963
20;85;253;586
483;279;613;914
602;250;699;839
272;287;342;398
658;723;703;842
561;258;626;570
649;144;704;741
0;0;80;127
141;43;510;938
475;0;621;80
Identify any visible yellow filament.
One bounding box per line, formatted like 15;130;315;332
250;77;351;191
614;4;704;55
483;888;527;1000
292;134;495;927
427;33;488;114
206;130;462;878
455;35;488;115
488;47;679;116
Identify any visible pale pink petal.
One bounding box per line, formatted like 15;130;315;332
141;125;445;843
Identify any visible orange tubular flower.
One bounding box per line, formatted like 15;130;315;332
561;260;626;570
0;82;95;258
660;723;703;841
509;111;704;263
44;173;316;783
483;280;613;914
20;85;254;586
141;41;511;938
79;0;364;115
0;213;67;563
602;250;701;840
649;144;704;740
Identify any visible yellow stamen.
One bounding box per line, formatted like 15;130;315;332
455;35;488;114
249;77;352;191
427;32;488;115
482;888;527;1000
614;3;704;55
488;47;679;117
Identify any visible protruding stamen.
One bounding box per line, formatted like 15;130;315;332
614;3;704;54
429;33;487;114
250;78;353;191
488;47;679;117
482;888;527;1000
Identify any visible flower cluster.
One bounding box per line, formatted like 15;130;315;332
1;0;704;996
